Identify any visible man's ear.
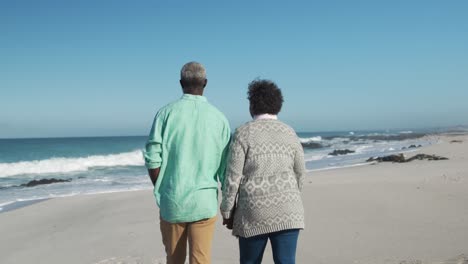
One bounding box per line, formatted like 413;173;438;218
203;79;208;88
180;80;184;88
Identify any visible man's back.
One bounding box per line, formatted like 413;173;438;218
145;61;229;263
145;94;231;223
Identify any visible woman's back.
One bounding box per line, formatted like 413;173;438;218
222;118;305;238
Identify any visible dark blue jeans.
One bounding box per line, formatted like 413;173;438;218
238;229;300;264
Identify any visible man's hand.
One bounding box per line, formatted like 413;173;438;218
222;218;234;230
148;168;160;186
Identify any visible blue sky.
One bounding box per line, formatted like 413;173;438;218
1;0;467;138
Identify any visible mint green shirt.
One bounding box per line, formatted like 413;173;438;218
144;94;231;223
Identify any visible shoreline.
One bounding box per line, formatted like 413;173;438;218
0;198;49;213
0;187;153;214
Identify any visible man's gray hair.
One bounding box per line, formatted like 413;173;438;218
180;61;206;81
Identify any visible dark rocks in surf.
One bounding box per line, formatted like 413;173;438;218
21;178;72;187
450;140;463;143
367;154;405;163
301;142;324;149
367;153;448;163
402;144;422;150
328;149;355;156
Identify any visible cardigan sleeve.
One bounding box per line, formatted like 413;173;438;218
293;138;306;191
220;128;246;219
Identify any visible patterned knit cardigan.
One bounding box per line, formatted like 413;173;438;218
221;119;305;238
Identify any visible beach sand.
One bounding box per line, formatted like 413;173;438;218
1;134;467;264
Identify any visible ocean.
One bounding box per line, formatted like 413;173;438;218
0;129;436;212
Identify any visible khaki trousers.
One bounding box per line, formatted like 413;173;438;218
160;216;217;264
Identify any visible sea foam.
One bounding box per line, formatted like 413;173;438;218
299;136;322;143
0;150;144;177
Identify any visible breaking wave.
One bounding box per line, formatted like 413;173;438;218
0;150;144;177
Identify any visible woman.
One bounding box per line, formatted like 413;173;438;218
221;79;305;264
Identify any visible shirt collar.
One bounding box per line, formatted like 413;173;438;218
253;114;278;120
181;94;207;102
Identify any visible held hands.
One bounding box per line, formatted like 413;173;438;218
222;218;234;230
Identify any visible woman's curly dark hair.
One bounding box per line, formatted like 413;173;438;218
247;79;284;116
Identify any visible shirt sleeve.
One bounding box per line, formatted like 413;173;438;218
217;121;232;185
293;137;306;191
143;110;164;169
220;129;246;219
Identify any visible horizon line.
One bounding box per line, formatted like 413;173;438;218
1;125;467;140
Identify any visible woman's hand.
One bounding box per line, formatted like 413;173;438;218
223;218;234;230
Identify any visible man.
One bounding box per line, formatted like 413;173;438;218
144;62;231;264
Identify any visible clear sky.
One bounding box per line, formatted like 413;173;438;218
1;0;467;138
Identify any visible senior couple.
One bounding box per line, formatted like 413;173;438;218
144;62;305;264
